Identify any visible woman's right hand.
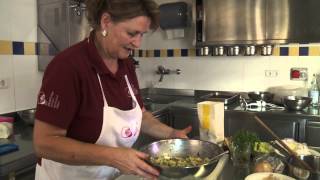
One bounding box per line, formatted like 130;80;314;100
110;147;159;179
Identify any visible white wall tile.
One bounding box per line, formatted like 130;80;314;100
11;0;37;42
13;55;42;111
0;56;15;113
0;1;13;40
137;55;320;92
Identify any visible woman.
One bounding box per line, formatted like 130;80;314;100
33;0;192;180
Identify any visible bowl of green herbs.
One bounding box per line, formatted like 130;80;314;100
230;130;260;167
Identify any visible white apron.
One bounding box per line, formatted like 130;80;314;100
35;74;142;180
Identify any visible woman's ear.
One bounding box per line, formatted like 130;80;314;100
100;12;112;30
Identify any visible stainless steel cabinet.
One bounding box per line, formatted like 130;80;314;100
170;106;200;139
225;112;307;142
132;109;172;149
305;121;320;148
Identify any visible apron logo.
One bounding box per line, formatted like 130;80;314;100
125;83;138;98
121;127;134;138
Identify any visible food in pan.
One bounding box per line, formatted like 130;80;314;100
150;155;210;167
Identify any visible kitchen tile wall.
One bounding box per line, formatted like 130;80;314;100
0;0;42;114
134;0;320;92
0;0;320;114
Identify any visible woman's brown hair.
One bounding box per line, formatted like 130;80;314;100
85;0;159;30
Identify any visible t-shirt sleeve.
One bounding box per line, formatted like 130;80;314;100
35;57;80;129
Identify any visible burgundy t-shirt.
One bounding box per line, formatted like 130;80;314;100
35;32;144;143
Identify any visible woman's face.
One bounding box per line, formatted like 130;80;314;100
101;15;151;59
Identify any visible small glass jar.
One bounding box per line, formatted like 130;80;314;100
230;142;252;168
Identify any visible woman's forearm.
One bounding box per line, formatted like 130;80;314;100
141;111;174;139
33;120;116;166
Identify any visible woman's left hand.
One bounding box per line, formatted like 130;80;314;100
169;125;192;139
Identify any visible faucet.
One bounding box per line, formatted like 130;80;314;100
156;65;181;82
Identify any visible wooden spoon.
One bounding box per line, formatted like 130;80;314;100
253;115;315;173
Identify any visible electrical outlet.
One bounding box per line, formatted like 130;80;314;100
265;70;278;78
290;68;308;81
0;78;9;89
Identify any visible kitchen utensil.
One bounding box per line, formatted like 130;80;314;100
199;46;212;56
261;45;273;56
253;115;315;173
283;96;312;111
227;46;240;56
212;46;225;56
288;154;320;180
209;150;229;163
140;139;224;178
248;91;274;103
244;45;256;56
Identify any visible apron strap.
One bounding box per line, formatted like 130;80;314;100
97;74;137;107
124;75;138;103
96;74;108;106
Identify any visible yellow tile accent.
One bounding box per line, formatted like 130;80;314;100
134;49;139;57
142;50;147;57
272;46;280;56
309;46;320;56
173;49;181;57
160;49;167;57
0;41;13;55
289;46;299;56
188;48;196;56
24;42;36;55
147;50;154;57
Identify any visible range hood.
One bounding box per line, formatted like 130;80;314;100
37;0;320;68
193;0;320;56
37;0;90;71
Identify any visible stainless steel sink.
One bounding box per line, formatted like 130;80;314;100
143;96;180;104
142;88;194;102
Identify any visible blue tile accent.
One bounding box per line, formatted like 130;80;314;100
181;49;188;57
196;48;201;56
139;50;143;57
154;49;160;57
280;47;289;56
167;49;174;57
299;47;309;56
35;43;40;55
12;41;24;55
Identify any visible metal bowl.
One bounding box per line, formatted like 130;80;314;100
288;155;320;180
17;109;35;125
140;139;224;178
248;91;274;103
283;96;312;111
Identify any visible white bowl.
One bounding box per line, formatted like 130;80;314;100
245;172;295;180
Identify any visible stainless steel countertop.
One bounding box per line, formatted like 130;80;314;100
0;119;36;176
141;88;320;120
